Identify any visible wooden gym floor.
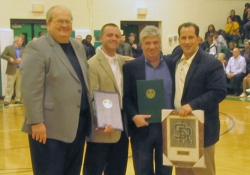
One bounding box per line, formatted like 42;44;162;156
0;96;250;175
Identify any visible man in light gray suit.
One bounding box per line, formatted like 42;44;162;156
20;5;91;175
1;36;23;106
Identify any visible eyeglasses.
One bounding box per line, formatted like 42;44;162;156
52;19;72;26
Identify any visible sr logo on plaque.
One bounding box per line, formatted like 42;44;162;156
161;110;205;168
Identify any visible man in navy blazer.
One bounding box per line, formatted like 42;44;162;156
171;22;227;175
123;26;172;175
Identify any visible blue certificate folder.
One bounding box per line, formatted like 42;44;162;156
136;79;165;123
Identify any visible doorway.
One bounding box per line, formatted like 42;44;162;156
120;21;160;43
11;19;47;44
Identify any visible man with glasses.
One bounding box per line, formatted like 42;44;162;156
20;5;91;175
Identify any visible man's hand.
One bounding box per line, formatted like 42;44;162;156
178;104;193;117
9;57;15;64
132;115;151;127
227;72;234;79
123;56;135;61
15;58;21;64
31;122;47;144
131;44;137;49
95;125;114;133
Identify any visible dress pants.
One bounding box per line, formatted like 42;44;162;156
28;115;88;175
227;73;245;95
83;131;128;175
4;69;21;102
175;145;215;175
131;123;172;175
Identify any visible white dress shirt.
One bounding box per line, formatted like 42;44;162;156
226;55;246;74
100;50;123;107
174;49;198;109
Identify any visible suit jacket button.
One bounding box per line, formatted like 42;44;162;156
77;105;80;108
78;89;81;93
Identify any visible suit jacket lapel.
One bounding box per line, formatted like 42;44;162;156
117;55;125;73
183;49;202;93
98;52;120;92
47;34;80;83
135;57;146;80
10;46;17;59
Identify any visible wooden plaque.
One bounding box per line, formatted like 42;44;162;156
162;110;205;168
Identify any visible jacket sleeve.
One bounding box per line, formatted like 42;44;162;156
189;59;227;111
1;46;11;62
123;63;138;121
20;41;45;124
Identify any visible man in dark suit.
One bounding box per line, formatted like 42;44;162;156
20;5;91;175
171;22;227;175
128;33;143;58
123;25;172;175
1;36;24;106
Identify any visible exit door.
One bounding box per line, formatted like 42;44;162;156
11;19;47;43
11;19;75;44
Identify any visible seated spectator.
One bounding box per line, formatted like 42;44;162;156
241;40;250;59
226;48;246;96
200;37;210;51
198;37;203;46
82;35;95;60
225;41;236;62
243;3;250;25
204;24;215;41
225;16;241;42
116;34;133;60
213;31;227;53
230;10;242;34
239;57;250;97
128;33;143;58
75;35;82;42
230;10;242;26
217;53;226;71
243;11;250;40
205;35;217;57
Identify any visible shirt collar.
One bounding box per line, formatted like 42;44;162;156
100;49;116;64
14;45;20;50
180;47;199;66
144;55;163;67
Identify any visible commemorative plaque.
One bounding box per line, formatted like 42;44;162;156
162;110;205;168
137;79;165;123
93;91;123;131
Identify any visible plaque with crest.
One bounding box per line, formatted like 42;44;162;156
93;91;123;131
161;110;205;168
136;79;165;123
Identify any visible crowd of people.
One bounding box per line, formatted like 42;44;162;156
199;3;250;97
1;3;249;175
